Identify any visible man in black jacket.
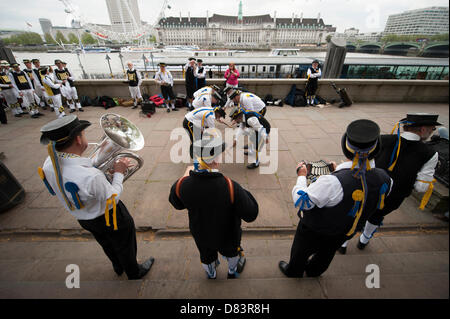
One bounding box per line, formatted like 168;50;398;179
279;119;392;277
169;133;259;279
339;113;441;253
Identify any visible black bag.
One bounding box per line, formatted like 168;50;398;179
316;95;327;104
98;96;116;109
142;100;156;114
284;84;297;105
264;94;274;103
293;95;306;107
80;95;93;107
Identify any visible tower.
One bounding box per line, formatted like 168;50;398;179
238;0;243;22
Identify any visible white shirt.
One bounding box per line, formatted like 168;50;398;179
401;131;439;192
192;92;213;109
43;75;61;90
292;160;393;210
239;92;266;113
307;67;322;78
31;67;44;90
194;66;207;79
193;86;212;98
185;107;216;128
42;155;124;220
154;70;173;86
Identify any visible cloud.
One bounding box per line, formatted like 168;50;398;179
0;0;447;34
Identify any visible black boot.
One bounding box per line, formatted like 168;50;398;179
357;240;368;250
338;246;347;255
131;257;155;280
247;162;259;169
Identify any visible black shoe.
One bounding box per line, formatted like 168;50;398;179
247;162;259;169
243;145;249;149
31;114;39;118
167;108;170;113
113;264;124;276
278;261;291;277
134;257;155;280
14;114;22;117
78;108;84;112
21;111;28;114
37;113;44;116
172;108;179;111
357;240;368;250
132;105;138;109
244;151;249;156
69;109;76;113
227;271;239;279
338;246;347;255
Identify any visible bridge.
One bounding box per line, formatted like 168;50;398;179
346;41;449;57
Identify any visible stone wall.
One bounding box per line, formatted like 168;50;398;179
74;79;449;103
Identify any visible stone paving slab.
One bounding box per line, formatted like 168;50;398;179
0;103;448;233
0;233;447;299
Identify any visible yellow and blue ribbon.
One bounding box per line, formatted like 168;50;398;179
388;120;413;171
294;190;312;210
104;194;118;230
47;142;74;211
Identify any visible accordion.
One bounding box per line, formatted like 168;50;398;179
298;160;335;185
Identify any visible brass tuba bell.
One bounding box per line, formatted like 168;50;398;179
89;113;144;182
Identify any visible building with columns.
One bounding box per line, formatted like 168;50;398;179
156;6;336;48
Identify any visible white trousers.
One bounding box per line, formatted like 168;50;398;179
1;89;22;115
129;86;142;100
20;89;39;115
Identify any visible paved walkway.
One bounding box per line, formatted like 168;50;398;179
0;102;448;233
0;231;447;298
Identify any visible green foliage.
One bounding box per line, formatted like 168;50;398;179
55;30;69;44
381;33;449;43
325;34;332;43
44;32;56;44
2;32;44;45
81;32;97;45
68;33;79;43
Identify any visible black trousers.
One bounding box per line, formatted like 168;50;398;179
78;200;141;279
161;85;176;100
368;195;406;226
0;102;7;124
305;79;318;97
183;118;202;159
259;107;267;117
286;222;349;277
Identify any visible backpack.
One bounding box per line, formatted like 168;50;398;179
142;100;156;114
80;95;93;107
264;94;274;103
293;95;306;107
150;95;165;106
99;96;116;109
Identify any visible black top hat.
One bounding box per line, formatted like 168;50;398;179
229;90;241;100
211;91;223;102
193;131;226;164
312;59;320;64
54;59;62;64
40;115;91;145
61;61;67;64
197;59;203;63
401;113;441;127
23;59;31;63
214;107;226;119
341;119;381;160
188;57;196;61
211;84;220;92
31;58;40;63
158;62;166;67
10;63;19;67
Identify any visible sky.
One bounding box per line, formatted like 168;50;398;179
0;0;448;34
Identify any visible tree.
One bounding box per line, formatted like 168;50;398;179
44;32;56;44
2;32;44;45
68;33;79;44
325;34;332;43
81;32;97;45
55;30;69;44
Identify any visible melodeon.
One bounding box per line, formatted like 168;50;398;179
298;160;335;185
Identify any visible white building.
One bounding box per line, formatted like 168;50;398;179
156;12;336;48
105;0;141;34
384;6;449;35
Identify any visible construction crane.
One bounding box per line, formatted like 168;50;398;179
58;0;171;43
